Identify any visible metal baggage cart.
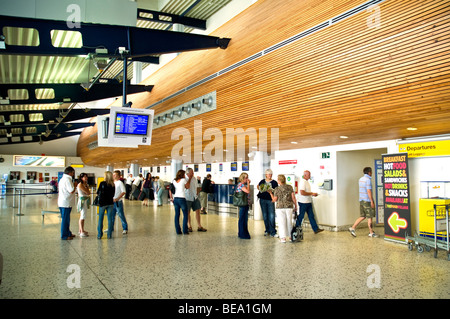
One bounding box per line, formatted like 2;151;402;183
405;204;449;261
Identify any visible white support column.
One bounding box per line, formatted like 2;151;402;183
171;159;182;181
251;151;271;220
130;163;139;177
132;61;142;84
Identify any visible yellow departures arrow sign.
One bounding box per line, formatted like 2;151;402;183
388;212;407;233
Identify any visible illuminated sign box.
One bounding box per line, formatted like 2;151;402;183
13;155;65;167
107;106;154;146
398;140;450;158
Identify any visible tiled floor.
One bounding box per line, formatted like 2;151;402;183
0;193;449;299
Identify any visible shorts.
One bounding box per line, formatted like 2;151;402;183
359;200;375;218
199;191;208;208
187;197;202;212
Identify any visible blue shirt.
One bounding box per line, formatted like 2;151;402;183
359;174;372;202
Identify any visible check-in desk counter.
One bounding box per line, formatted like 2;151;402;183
207;184;254;217
6;181;54;194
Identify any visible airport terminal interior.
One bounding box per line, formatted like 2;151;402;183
0;0;450;301
0;195;449;299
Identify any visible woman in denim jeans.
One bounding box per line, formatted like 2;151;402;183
236;173;251;239
170;170;191;235
97;171;115;239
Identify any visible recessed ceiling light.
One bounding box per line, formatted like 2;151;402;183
291;141;298;144
340;136;348;139
407;127;418;131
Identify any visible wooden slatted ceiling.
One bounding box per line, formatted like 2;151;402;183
78;0;450;168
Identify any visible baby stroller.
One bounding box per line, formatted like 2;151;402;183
291;209;303;242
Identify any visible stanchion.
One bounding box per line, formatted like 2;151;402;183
12;187;16;208
16;189;24;216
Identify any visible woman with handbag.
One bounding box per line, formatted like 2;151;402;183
77;173;90;237
141;173;151;206
171;169;191;235
268;174;297;243
235;172;251;239
97;171;115;239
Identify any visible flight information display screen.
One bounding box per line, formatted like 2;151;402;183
114;112;149;136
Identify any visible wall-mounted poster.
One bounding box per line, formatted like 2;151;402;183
206;164;211;172
382;153;411;243
194;164;199;172
231;162;237;171
13;155;65;167
219;163;223;171
242;161;249;171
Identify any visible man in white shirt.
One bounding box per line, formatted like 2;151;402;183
185;168;207;232
130;174;142;200
125;173;133;199
296;170;323;234
58;166;77;240
113;170;128;234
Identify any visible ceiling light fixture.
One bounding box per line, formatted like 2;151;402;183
340;136;349;139
407;127;418;131
202;96;213;106
182;106;191;114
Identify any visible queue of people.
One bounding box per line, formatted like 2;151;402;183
58;165;377;243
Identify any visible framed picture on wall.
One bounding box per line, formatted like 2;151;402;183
206;164;211;172
242;161;249;171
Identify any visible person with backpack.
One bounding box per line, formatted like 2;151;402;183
97;171;115;239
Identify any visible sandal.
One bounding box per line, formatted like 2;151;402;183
197;227;207;232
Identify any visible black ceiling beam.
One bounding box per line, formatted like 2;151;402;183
0;109;110;127
137;9;207;30
0;83;153;105
0;122;95;137
0;15;231;59
0;131;81;145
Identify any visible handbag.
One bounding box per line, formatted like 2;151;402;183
232;191;248;207
92;195;99;206
138;191;146;201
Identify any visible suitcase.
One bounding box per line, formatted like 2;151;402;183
291;210;303;242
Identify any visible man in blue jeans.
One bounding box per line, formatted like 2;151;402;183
296;170;323;234
258;169;278;237
58;166;77;240
113;170;128;235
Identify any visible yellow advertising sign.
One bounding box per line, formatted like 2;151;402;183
398;140;450;158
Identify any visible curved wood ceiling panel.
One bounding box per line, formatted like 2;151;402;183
77;0;450;168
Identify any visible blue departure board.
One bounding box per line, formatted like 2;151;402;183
114;112;149;136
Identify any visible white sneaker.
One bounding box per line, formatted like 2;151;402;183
368;233;378;238
348;228;356;237
79;232;89;238
122;230;128;234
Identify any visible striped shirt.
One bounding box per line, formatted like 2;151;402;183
359;174;372;202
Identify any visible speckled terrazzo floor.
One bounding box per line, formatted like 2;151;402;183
0;194;449;300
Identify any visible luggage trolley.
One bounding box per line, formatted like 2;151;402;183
405;204;450;260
